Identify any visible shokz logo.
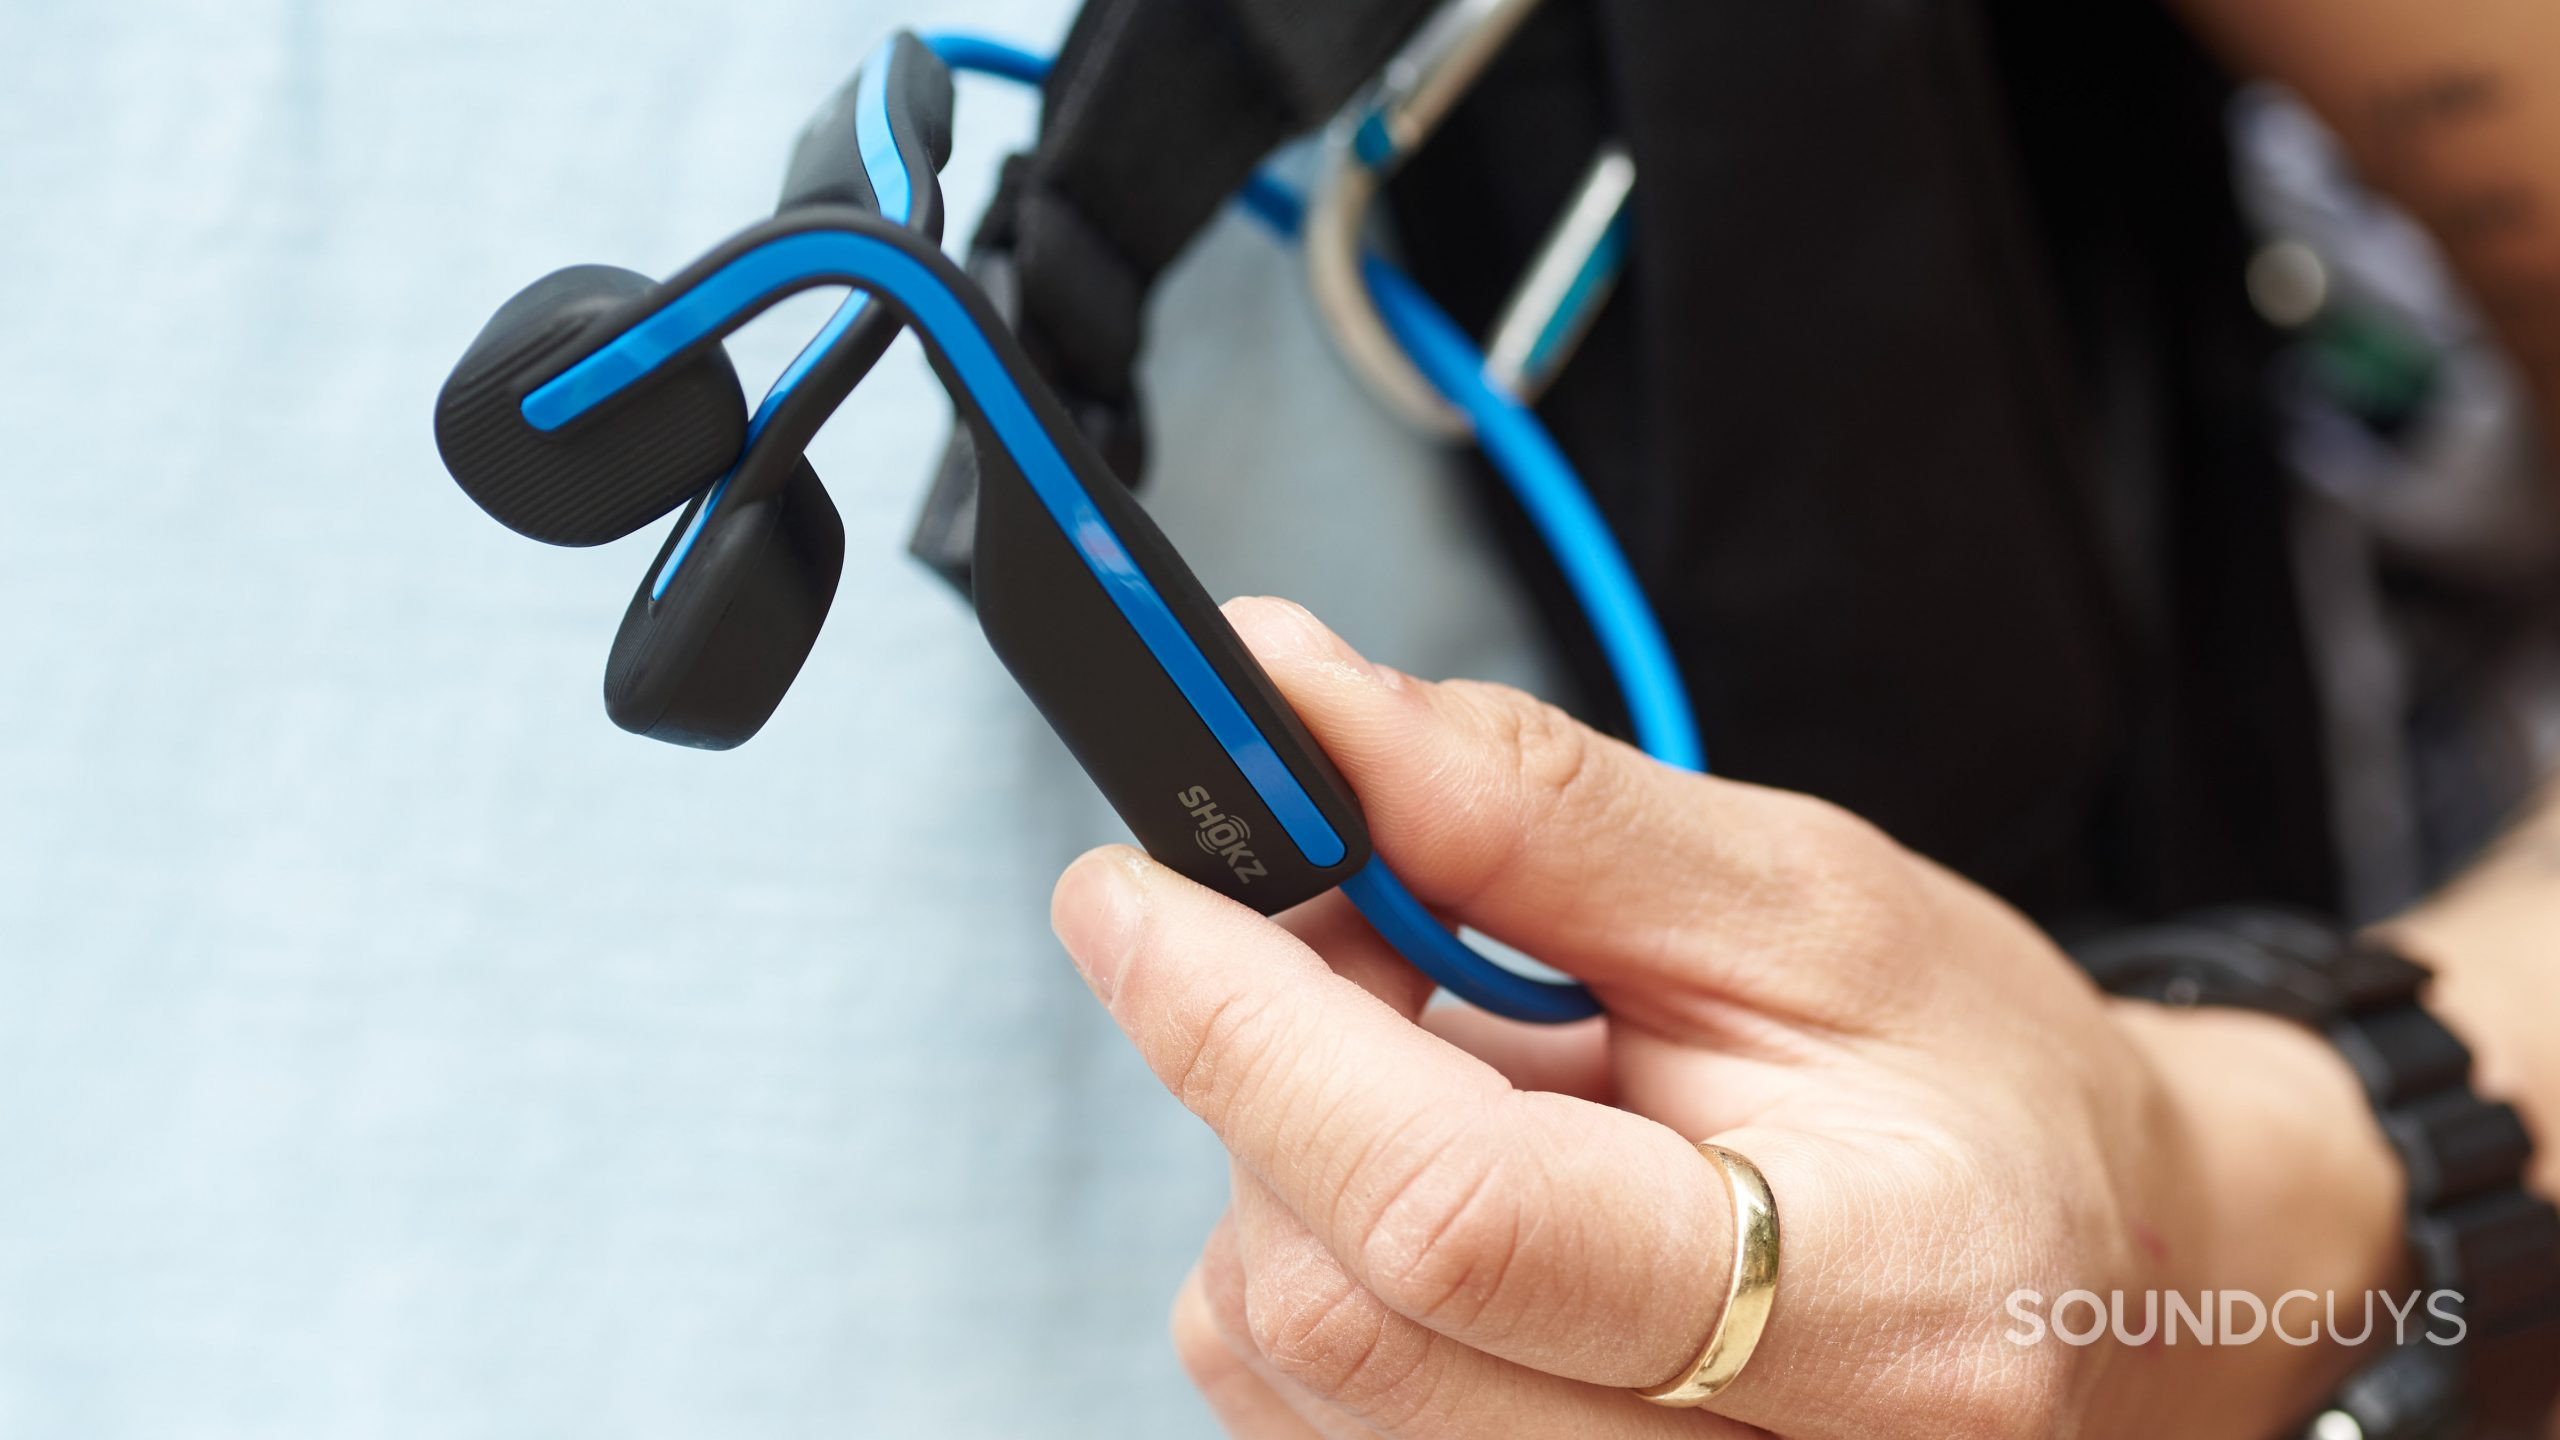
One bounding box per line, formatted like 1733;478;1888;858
1178;787;1268;886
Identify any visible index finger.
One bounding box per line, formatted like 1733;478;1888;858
1218;597;1941;1033
1052;846;1733;1389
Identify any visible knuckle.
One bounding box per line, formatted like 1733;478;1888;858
1245;1268;1422;1405
1441;682;1613;900
1355;1127;1535;1337
1488;686;1602;821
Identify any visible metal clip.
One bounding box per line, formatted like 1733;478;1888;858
1306;0;1634;434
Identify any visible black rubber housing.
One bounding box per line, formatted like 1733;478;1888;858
909;243;1153;599
575;207;1370;909
778;31;954;225
716;31;956;516
925;211;1378;909
432;265;748;547
603;458;845;749
966;407;1372;912
591;35;955;750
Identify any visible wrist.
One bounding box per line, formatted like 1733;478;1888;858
2111;1000;2412;1435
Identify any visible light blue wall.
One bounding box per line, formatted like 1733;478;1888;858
0;1;1550;1435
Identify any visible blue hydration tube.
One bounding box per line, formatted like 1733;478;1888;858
928;34;1705;1023
920;32;1054;88
1230;174;1704;772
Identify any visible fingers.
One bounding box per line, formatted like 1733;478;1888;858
1206;1171;1736;1440
1220;596;1941;1029
1052;847;1740;1387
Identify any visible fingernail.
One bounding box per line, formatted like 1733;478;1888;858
1052;848;1148;1003
1227;596;1389;685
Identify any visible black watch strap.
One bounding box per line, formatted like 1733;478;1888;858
2075;908;2560;1440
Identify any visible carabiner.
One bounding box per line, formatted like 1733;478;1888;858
1306;0;1635;435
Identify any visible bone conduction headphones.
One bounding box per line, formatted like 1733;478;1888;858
433;31;1681;1024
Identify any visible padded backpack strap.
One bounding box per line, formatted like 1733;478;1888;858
910;0;1440;592
1015;0;1441;401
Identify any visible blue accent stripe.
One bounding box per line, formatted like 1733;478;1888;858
551;228;1349;868
642;41;913;599
853;47;912;226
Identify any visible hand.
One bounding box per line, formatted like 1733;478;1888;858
1051;599;2409;1439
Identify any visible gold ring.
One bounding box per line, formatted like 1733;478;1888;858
1635;1142;1781;1408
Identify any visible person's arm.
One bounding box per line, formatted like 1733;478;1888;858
2168;0;2560;450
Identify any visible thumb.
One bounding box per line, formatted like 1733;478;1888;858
1222;597;1936;1026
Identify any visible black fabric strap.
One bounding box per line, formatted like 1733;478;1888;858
907;0;1439;594
1004;0;1440;413
1388;0;2347;925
